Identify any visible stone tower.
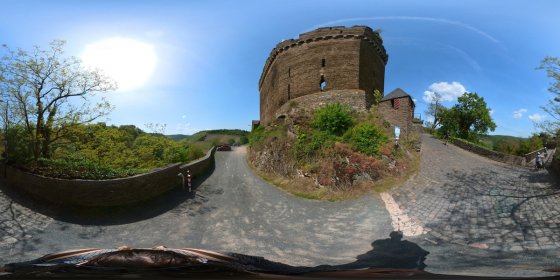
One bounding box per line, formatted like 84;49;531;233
258;26;388;125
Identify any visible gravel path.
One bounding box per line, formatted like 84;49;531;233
1;136;560;277
0;146;392;267
383;134;560;277
387;134;560;252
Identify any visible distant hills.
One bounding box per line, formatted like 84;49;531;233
166;134;191;141
166;129;250;143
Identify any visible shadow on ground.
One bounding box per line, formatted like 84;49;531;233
0;164;215;226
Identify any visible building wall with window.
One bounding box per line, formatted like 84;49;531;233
259;26;388;125
378;96;415;137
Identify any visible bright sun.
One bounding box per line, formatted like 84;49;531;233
81;37;157;91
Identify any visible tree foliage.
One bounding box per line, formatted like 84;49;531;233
0;40;115;161
23;123;207;179
438;92;496;141
492;134;544;156
56;123;204;170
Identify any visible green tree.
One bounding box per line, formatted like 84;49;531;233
537;56;560;134
438;92;496;141
517;134;544;156
312;103;353;136
0;40;116;161
493;138;519;155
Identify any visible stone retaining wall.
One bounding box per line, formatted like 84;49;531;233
524;148;547;163
5;147;215;207
549;156;560;177
452;138;526;167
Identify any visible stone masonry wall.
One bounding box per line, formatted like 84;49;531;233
274;89;369;126
259;26;387;125
378;97;414;136
452;138;526;167
5;147;216;207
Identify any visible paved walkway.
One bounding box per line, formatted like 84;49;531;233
0;146;392;267
1;137;560;276
386;134;560;252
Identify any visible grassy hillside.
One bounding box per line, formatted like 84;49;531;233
186;129;250;145
481;134;524;144
166;134;190;141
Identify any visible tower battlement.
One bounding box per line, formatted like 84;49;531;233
258;25;388;125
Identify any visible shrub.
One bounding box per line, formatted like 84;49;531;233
311;103;353;136
343;123;388;156
294;129;335;160
24;158;142;180
248;126;266;146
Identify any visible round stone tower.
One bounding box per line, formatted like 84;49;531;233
258;26;388;125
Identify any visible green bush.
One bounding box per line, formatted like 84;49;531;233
312;103;354;136
6;126;34;163
43;124;206;178
343;123;388;156
25;158;142;180
239;136;249;145
248;126;267;146
294;129;335;160
517;136;543;156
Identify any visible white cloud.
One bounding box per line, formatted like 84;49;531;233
489;109;494;115
181;115;187;119
528;113;545;122
512;108;527;119
412;98;418;103
422;81;467;103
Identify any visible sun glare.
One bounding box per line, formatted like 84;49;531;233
81;37;157;91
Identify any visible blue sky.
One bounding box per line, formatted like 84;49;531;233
1;0;559;137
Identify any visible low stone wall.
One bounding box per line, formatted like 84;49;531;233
549;156;560;177
524;148;547;163
452;138;526;167
274;89;369;123
5;147;215;207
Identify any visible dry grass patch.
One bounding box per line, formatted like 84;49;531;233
246;150;420;201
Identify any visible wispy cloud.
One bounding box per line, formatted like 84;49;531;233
423;81;467;103
512;108;527;119
306;16;505;50
528;113;545;122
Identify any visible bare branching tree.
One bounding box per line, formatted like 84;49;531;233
425;92;446;129
537;56;560;135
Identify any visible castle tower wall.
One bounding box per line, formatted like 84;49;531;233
259;26;388;125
